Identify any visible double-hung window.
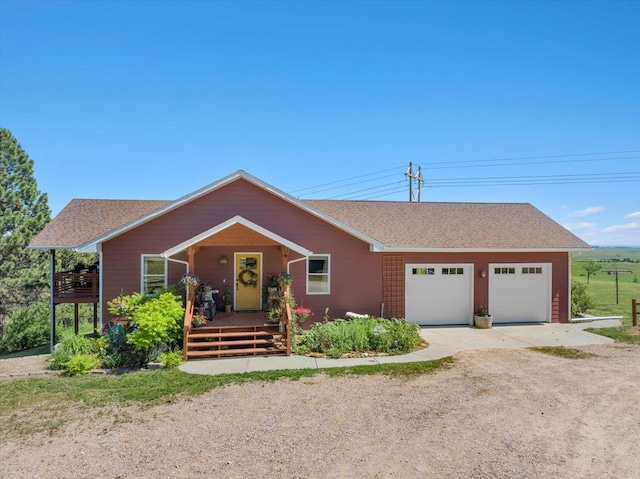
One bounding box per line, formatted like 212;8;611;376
141;255;167;294
307;254;330;294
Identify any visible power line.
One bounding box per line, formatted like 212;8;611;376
417;155;640;171
417;150;640;168
326;180;405;200
287;150;640;200
299;171;400;197
289;164;405;195
429;171;640;184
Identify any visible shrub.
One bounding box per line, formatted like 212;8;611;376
0;302;52;354
571;281;594;316
127;292;184;352
158;351;183;368
49;335;101;370
60;354;99;376
100;323;145;369
107;292;145;319
300;317;422;358
101;352;129;369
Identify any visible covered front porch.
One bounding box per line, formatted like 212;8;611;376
166;216;310;360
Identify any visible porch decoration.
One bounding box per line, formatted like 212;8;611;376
238;268;258;287
180;272;200;289
191;314;207;327
222;285;232;313
294;306;313;323
474;304;493;329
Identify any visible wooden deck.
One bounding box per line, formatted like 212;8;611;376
51;268;99;335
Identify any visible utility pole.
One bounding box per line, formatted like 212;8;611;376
603;269;633;304
405;162;424;202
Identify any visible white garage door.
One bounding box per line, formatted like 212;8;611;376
489;263;551;323
405;264;473;325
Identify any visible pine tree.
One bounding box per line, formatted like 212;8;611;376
0;128;51;331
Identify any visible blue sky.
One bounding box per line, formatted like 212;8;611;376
1;1;639;246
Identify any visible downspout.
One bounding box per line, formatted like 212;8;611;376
166;257;190;273
286;255;308;275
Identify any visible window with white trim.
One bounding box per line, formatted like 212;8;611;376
141;255;167;294
307;255;330;294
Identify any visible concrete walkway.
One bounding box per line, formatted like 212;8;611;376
179;319;620;376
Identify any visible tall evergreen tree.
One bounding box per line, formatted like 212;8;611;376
0;128;51;331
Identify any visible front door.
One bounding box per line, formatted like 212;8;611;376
235;253;262;310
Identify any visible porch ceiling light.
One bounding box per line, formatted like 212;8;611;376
219;256;228;266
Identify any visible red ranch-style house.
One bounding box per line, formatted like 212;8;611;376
30;170;589;359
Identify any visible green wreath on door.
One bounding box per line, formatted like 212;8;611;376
238;269;258;287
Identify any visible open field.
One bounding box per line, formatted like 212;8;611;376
572;247;640;321
1;344;639;479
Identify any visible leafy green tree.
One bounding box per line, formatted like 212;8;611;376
0;128;51;335
583;261;602;284
571;281;594;317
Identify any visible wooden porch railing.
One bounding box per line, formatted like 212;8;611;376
183;297;194;362
285;301;292;356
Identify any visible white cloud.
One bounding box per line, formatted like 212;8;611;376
563;222;599;231
603;222;640;233
624;211;640;219
567;206;605;218
563;221;640;246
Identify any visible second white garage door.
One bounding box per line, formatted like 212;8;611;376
405;264;473;325
489;263;552;323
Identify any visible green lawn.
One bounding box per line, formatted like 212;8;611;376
0;357;454;441
572;247;640;323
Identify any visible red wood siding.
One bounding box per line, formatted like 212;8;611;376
101;179;570;324
102;179;382;321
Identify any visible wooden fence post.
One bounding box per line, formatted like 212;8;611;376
632;299;637;328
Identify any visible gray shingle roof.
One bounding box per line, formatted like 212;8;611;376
30;199;171;248
304;200;589;250
30;194;589;251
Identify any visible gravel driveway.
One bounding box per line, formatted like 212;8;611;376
1;343;639;478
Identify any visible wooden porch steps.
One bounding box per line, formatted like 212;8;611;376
186;347;284;358
184;323;287;359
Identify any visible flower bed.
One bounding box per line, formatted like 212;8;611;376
294;316;424;359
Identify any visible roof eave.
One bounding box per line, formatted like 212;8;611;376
378;247;592;253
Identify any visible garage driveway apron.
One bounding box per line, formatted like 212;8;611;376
179;319;620;376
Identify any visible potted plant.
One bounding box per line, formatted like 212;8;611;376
474;304;493;329
191;313;207;327
294;306;313;323
222;285;232;313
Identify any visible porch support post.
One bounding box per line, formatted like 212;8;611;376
187;247;196;299
280;246;289;272
187;246;196;273
49;249;56;353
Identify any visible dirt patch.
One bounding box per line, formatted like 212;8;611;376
0;354;49;376
1;343;639;478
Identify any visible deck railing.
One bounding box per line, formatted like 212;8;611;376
53;270;99;303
